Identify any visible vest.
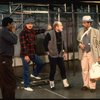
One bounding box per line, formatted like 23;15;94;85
48;30;64;57
82;31;91;53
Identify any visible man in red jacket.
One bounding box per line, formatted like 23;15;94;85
19;18;43;92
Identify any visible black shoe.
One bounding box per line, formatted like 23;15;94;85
81;86;89;91
64;85;72;89
90;89;96;93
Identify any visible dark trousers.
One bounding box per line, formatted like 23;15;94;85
0;56;16;100
49;56;66;81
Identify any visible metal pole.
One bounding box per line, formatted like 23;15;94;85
88;4;90;13
48;4;50;25
1;14;3;20
96;4;99;29
9;2;21;17
64;3;66;12
72;3;76;76
9;2;12;15
58;8;60;21
21;3;23;30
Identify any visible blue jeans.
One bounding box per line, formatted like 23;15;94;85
21;55;43;87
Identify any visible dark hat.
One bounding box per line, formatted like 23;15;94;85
24;18;34;25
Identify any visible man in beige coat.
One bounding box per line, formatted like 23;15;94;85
77;15;100;92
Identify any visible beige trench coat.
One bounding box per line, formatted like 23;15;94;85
77;27;100;62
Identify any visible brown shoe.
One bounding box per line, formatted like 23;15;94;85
90;89;96;93
81;86;89;91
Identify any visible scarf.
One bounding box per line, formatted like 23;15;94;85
80;27;91;42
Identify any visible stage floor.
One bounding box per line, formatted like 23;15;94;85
0;72;100;99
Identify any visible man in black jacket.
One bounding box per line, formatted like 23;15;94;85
0;17;18;99
44;21;71;90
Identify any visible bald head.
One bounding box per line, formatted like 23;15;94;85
53;21;63;32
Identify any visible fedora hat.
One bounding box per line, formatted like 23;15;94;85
82;15;93;22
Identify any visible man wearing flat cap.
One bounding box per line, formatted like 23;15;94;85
19;18;44;91
77;15;100;92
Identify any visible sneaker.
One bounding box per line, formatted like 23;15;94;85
64;85;72;89
50;87;55;90
50;84;55;90
21;81;24;84
63;79;69;87
30;74;41;80
50;81;55;90
24;87;34;91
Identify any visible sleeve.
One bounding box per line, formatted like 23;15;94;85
44;33;51;52
62;32;67;52
77;28;83;43
97;30;100;57
2;30;18;44
19;32;28;56
77;32;81;43
63;41;68;52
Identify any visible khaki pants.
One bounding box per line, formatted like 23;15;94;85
81;52;96;89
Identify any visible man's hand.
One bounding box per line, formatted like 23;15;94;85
12;25;16;33
63;52;68;60
46;51;49;55
24;56;30;63
79;43;85;50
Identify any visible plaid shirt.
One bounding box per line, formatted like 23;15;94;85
19;28;36;57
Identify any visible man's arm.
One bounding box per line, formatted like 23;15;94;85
96;30;100;58
19;32;28;56
44;33;51;54
2;29;17;44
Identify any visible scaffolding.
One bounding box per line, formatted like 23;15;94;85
9;2;50;30
0;1;100;76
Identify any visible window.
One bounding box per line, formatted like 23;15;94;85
90;4;96;13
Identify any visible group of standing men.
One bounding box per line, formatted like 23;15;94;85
0;15;100;99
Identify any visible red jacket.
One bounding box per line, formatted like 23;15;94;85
19;26;36;57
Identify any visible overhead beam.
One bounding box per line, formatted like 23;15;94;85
81;1;100;3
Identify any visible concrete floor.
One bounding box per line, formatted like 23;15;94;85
0;72;100;99
0;61;100;99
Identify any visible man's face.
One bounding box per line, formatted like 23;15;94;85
56;23;63;32
7;22;15;32
82;21;91;28
26;23;33;30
